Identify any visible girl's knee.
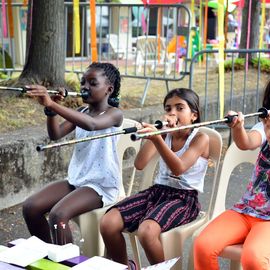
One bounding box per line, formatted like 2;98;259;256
22;197;39;218
100;213;112;235
241;247;269;269
48;208;68;226
100;208;123;236
137;220;160;244
194;234;216;258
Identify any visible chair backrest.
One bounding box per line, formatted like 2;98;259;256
211;141;260;219
138;127;223;214
117;118;142;199
136;35;166;61
106;34;125;53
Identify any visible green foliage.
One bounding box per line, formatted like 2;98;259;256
65;72;80;91
0;47;13;71
251;58;270;73
224;58;245;72
223;57;270;73
0;73;8;79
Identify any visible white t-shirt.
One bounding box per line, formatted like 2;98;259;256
251;121;266;145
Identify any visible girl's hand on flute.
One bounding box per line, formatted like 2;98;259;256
25;85;52;107
164;114;178;128
25;85;64;107
137;122;160;141
226;111;244;129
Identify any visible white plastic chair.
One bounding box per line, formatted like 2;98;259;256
124;127;223;270
74;118;142;257
188;141;260;270
106;34;125;59
135;36;174;75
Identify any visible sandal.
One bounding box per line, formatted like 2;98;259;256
128;259;138;270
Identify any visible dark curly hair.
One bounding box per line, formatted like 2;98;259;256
88;62;121;107
163;88;201;123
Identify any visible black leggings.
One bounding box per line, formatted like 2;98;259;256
22;180;103;244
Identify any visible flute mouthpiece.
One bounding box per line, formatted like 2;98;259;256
258;107;269;118
130;134;140;141
36;145;44;152
154;120;168;129
80;90;89;99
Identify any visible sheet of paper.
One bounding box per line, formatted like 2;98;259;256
71;256;127;270
142;257;180;270
0;236;48;267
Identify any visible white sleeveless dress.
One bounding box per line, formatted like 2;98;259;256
67;108;121;206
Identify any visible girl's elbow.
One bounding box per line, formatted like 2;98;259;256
171;168;182;176
134;161;145;170
48;133;60;141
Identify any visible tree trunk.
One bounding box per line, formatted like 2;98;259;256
239;0;261;58
19;0;65;87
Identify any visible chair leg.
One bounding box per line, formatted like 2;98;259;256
129;234;142;270
141;78;151;107
230;260;242;270
187;241;195;270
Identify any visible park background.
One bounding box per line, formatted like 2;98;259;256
0;0;270;269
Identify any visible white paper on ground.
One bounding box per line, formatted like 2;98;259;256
47;243;80;262
0;236;48;267
0;236;80;267
142;257;181;270
71;256;128;270
71;256;180;270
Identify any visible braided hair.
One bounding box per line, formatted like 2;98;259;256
88;62;121;107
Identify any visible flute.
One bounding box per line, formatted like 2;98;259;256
36;120;168;152
130;107;269;141
0;86;89;98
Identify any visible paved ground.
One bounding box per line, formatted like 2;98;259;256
0;130;255;269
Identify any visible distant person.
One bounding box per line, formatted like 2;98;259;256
167;26;174;43
100;88;210;270
228;13;238;32
22;62;123;245
194;80;270;269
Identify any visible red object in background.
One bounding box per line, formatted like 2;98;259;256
232;0;270;7
142;0;183;4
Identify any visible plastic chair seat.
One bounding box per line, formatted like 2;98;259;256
220;244;243;260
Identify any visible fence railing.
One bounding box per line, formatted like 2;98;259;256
1;2;270;116
189;48;270;127
0;2;192;105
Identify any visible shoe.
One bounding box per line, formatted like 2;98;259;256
128;259;138;270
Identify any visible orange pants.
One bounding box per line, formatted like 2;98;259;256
194;210;270;270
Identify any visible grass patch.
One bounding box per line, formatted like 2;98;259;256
0;64;269;134
224;57;270;73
